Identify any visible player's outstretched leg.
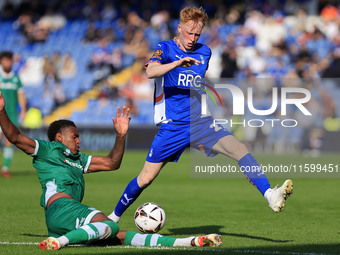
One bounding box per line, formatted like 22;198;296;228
238;154;294;212
238;153;271;195
108;176;144;222
264;179;293;212
123;231;222;247
39;221;119;250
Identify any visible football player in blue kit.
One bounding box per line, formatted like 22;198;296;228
108;6;293;223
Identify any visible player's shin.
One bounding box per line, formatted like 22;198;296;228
238;153;271;195
109;176;144;222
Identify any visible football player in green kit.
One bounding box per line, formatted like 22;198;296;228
0;92;221;250
0;51;26;177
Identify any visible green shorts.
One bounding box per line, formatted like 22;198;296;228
45;198;102;237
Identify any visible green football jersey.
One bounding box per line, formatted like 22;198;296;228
0;67;23;126
30;139;92;208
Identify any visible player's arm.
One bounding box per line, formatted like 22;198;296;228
88;106;131;172
146;57;200;79
18;90;27;122
0;92;35;154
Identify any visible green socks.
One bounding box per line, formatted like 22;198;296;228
124;231;178;246
59;221;119;246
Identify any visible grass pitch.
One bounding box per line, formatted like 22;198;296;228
0;150;339;255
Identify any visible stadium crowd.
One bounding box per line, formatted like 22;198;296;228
0;0;339;154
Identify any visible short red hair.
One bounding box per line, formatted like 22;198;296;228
179;7;208;27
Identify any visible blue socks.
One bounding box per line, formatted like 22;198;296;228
238;153;271;195
114;176;144;217
113;155;269;219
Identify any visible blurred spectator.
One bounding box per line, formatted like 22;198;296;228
38;9;66;31
83;22;101;43
52;83;66;108
320;4;339;21
12;53;26;74
123;28;150;59
59;53;77;79
51;52;62;74
150;10;171;41
13;13;49;43
125;98;138;116
248;49;267;75
110;48;123;72
87;38;114;81
118;70;153;101
101;3;117;23
220;46;238;78
13;8;65;45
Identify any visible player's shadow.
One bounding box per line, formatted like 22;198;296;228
168;225;293;243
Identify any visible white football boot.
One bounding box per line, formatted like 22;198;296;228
265;179;293;212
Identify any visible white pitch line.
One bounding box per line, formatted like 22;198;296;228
0;241;338;255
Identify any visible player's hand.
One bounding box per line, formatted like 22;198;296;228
176;57;200;67
112;106;131;137
0;92;5;112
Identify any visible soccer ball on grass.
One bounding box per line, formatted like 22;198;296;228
134;202;166;233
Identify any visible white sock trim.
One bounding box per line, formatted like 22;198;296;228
80;225;97;240
4;146;14;158
108;212;120;223
173;236;195;246
264;188;272;203
57;236;69;247
131;233;147;246
150;234;161;246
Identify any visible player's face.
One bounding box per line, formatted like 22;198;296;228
178;20;203;51
58;126;81;155
0;57;13;73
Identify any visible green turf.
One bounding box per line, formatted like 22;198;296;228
0;150;339;254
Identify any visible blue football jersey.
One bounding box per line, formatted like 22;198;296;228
146;37;211;125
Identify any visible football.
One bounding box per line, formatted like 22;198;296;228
134;202;166;233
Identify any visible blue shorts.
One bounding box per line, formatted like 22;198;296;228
146;116;232;163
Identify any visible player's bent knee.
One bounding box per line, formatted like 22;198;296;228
103;221;120;238
139;177;154;188
138;174;155;188
80;221;119;240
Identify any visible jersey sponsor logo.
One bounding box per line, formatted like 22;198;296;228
175;54;183;60
0;82;18;90
177;70;203;88
64;159;83;170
